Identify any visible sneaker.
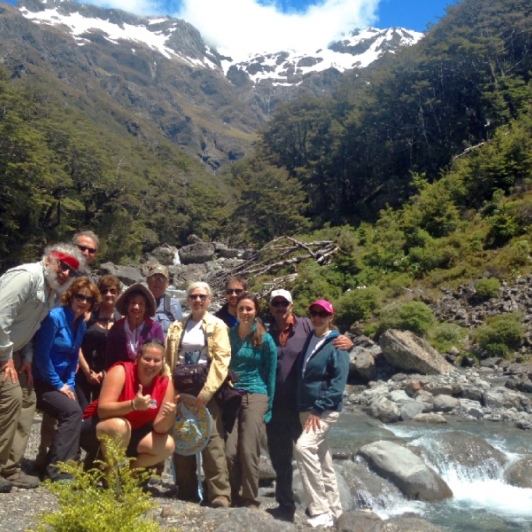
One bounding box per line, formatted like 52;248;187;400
308;512;334;528
0;477;13;493
211;496;230;508
3;471;39;489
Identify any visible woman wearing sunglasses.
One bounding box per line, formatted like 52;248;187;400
165;281;232;508
77;275;122;410
32;277;100;482
294;300;349;529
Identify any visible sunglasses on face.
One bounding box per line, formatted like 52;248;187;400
189;294;208;301
59;261;79;277
74;293;96;305
101;288;118;295
270;300;290;308
309;310;331;318
226;288;244;295
77;244;97;255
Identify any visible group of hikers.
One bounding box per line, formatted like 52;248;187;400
0;231;352;528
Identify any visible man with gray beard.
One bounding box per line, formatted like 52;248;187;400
0;243;84;492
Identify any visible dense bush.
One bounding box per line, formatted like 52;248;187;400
428;322;466;353
472;312;524;358
473;278;501;301
376;301;435;337
334;286;383;330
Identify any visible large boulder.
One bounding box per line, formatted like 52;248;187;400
97;262;144;286
358;441;452;501
504;456;532;488
178;242;215;264
337;512;444;532
143;243;179;265
379;330;455;375
369;396;401;423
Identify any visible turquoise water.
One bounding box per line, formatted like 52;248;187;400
331;412;532;531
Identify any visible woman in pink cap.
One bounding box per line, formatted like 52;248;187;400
294;299;349;529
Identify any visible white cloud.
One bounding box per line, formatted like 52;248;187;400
70;0;380;60
175;0;379;60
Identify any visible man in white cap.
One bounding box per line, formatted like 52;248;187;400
146;264;183;338
266;289;352;521
0;243;84;492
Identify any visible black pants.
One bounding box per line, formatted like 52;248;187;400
80;416;154;469
35;381;82;481
266;405;302;508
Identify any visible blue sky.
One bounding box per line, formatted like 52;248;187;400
3;0;459;58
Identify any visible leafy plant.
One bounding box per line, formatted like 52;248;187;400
428;322;466;353
473;278;501;301
334;286;383;330
472;312;524;359
376;301;435;337
33;437;161;532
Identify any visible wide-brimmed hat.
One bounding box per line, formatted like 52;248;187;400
115;283;156;317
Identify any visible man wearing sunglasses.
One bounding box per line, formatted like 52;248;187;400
0;243;84;492
214;276;248;327
72;231;99;269
266;289;352;522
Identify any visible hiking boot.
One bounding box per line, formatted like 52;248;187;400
3;471;39;489
0;477;13;493
211;496;230;508
267;504;296;522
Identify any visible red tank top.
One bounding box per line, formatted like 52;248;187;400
83;361;169;429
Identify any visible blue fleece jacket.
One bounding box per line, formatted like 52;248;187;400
33;306;87;390
297;329;349;415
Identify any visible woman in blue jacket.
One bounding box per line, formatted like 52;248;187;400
294;299;349;528
226;293;277;509
33;277;100;481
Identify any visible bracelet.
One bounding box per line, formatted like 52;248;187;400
131;399;136;411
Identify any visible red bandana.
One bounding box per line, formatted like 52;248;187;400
49;251;80;271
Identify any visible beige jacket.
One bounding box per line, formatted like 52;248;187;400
165;312;231;402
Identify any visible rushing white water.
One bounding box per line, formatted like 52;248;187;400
381;423;532;528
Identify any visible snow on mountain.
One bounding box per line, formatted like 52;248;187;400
223;28;423;87
18;2;423;87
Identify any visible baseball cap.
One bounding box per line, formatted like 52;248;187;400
270;289;293;304
147;264;169;279
308;299;334;314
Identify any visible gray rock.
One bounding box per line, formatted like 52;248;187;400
97;262;144;285
433;395;459;412
483;388;530;412
214;242;241;259
337;510;383;532
456;398;483;419
379;330;455;375
352;349;377;382
206;507;293;531
382;515;444;531
358;441;453;501
412;413;447;424
400;401;426;420
178;242;216;264
389;390;411;403
143;243;179;265
369;396;401;423
504;456;532;488
338;460;403;512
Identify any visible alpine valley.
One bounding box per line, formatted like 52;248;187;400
0;0;422;170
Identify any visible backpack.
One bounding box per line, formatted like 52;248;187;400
162;294;176;322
